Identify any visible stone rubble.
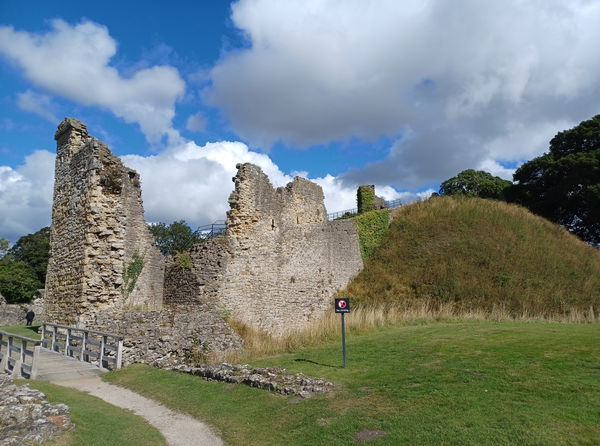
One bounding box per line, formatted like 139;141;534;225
0;375;72;445
171;363;334;398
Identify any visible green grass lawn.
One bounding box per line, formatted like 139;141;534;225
105;321;600;445
21;380;167;446
0;324;41;339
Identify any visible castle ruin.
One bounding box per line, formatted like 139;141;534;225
44;118;364;364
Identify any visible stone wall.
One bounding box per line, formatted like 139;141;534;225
89;305;242;367
165;163;364;336
44;118;164;326
0;296;45;327
42;118;364;363
220;165;363;335
0;305;26;326
163;237;231;307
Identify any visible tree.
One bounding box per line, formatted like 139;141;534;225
0;257;41;304
148;220;203;256
439;169;512;199
0;238;9;258
8;227;50;284
507;115;600;245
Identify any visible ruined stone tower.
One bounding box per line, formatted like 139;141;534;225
44;118;164;325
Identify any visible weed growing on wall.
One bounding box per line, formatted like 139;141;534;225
123;251;144;294
355;209;390;260
174;251;193;269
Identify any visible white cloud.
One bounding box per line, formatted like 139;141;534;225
185;113;206;133
0;150;55;242
0;136;428;241
206;0;600;188
0;20;185;143
16;90;57;122
123;139;380;225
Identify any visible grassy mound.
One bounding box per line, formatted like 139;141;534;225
344;196;600;316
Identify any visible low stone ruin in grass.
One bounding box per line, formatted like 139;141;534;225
0;375;72;445
171;363;334;398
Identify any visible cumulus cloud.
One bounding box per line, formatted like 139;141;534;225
206;0;600;188
0;20;185;143
0;136;427;241
16;90;58;122
122;139;384;225
0;150;55;242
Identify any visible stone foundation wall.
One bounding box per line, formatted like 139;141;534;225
0;297;45;326
44;119;164;325
89;306;242;367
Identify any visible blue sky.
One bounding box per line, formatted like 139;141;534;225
2;0;600;241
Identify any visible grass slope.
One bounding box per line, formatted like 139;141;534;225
21;381;167;446
106;321;600;446
345;196;600;316
0;324;41;339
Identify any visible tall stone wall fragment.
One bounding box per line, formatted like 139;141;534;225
164;163;363;336
44;118;164;325
221;164;363;335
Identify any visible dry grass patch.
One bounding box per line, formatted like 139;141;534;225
223;302;598;362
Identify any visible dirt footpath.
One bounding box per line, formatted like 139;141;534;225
51;376;224;446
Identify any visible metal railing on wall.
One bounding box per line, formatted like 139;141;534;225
193;198;404;236
194;220;226;240
326;198;403;221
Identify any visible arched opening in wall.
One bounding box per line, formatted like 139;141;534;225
271;219;275;230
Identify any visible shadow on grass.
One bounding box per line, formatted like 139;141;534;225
294;358;343;368
24;324;41;335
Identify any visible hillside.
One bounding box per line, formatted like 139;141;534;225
343;196;600;317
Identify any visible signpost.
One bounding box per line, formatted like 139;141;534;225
335;298;350;368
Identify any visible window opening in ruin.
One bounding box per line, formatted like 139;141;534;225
271;219;275;230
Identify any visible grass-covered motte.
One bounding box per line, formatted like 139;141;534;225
344;196;600;316
22;380;167;446
105;321;600;446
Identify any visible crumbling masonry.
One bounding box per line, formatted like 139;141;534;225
44;118;363;364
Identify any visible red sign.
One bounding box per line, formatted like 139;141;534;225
335;298;350;313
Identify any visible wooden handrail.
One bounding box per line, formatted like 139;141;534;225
40;322;123;370
41;322;123;340
0;330;41;379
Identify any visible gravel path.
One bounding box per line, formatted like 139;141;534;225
51;376;224;446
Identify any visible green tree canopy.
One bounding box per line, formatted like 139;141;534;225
507;115;600;245
148;220;203;256
0;238;9;258
9;227;50;284
439;169;512;199
0;257;42;304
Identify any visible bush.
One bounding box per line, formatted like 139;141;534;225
0;257;41;303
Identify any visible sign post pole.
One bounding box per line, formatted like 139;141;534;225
335;298;350;368
341;312;346;368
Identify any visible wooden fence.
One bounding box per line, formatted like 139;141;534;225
0;330;41;379
41;322;123;370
